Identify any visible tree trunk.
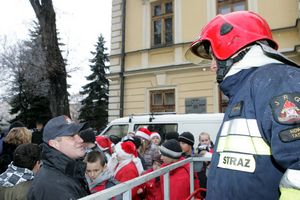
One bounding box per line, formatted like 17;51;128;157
29;0;70;117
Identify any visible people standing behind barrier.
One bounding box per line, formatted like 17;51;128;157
27;115;90;200
150;132;161;146
108;141;144;200
135;127;160;170
197;132;214;198
80;127;96;153
95;135;114;162
84;150;121;197
159;139;199;200
0;143;41;200
178;131;195;158
0;127;32;174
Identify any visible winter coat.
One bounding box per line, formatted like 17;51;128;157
114;161;140;200
31;128;44;145
27;144;90;200
137;168;162;200
206;46;300;200
0;142;18;173
160;157;194;200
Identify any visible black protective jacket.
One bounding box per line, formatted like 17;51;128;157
27;144;89;200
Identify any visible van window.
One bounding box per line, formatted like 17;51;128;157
134;123;178;142
104;124;128;139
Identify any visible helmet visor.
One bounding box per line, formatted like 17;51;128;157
185;40;212;64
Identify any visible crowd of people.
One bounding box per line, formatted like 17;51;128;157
0;115;213;200
2;9;295;200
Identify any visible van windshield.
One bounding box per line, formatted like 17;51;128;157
102;124;128;142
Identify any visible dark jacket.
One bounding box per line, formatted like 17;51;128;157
0;142;18;173
206;63;300;199
27;144;89;200
31;128;44;145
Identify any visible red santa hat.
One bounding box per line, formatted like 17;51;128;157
150;132;161;140
115;141;138;160
135;127;151;141
95;136;113;154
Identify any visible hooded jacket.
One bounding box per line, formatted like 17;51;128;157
206;45;300;200
27;144;89;200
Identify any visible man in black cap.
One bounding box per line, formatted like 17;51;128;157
178;131;195;158
27;115;90;200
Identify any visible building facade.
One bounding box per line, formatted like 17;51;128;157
108;0;300;121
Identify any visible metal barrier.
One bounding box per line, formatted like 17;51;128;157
79;157;211;200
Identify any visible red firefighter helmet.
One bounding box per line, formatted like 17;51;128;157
185;11;278;63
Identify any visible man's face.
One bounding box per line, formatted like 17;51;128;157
53;134;85;159
86;161;104;180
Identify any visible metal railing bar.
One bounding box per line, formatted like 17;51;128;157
79;157;211;200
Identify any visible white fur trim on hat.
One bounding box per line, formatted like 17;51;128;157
150;132;161;139
135;129;150;140
114;142;133;160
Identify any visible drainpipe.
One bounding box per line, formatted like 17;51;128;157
120;0;126;117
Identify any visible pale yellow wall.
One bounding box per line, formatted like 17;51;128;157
123;66;216;116
258;0;298;29
273;29;300;49
148;47;174;66
110;0;300;119
125;52;142;70
181;0;207;43
125;0;143;52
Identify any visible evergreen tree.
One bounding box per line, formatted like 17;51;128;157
8;22;52;128
79;35;109;131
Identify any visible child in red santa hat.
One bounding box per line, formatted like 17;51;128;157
109;141;144;199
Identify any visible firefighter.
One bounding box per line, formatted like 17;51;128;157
185;11;300;200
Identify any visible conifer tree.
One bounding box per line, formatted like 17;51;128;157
79;35;109;131
8;22;52;128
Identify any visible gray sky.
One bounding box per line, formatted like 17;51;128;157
0;0;112;95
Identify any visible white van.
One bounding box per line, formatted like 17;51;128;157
100;113;224;148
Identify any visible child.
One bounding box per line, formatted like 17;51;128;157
197;132;214;157
84;150;119;194
137;158;163;200
159;139;199;200
178;131;195;158
109;141;144;200
197;132;214;197
150;132;161;146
